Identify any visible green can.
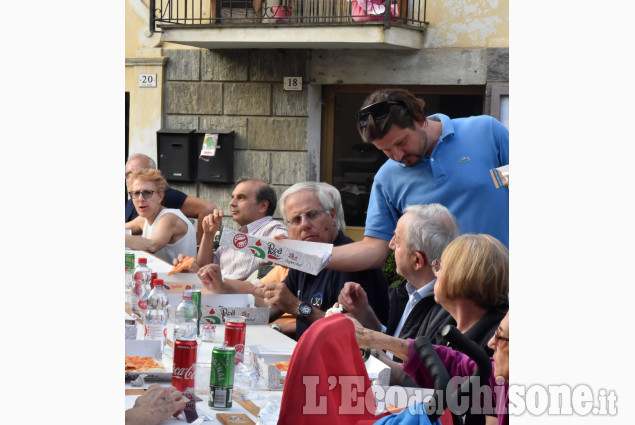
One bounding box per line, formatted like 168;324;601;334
125;251;135;271
191;289;202;336
209;346;235;409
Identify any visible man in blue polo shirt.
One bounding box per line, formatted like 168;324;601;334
328;88;509;272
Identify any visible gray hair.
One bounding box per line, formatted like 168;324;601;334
279;182;346;232
126;153;156;170
403;204;460;263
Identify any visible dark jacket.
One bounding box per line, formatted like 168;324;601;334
386;279;450;361
433;303;509;357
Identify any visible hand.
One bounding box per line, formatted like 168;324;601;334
198;264;224;292
257;282;296;312
202;209;224;235
338;282;369;314
127;384;186;425
173;253;199;273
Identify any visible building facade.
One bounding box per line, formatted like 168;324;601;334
125;0;509;237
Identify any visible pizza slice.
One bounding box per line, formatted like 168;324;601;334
125;355;165;372
168;256;196;276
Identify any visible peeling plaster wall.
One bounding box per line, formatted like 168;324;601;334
424;0;508;48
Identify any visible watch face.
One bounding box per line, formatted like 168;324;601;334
299;303;312;316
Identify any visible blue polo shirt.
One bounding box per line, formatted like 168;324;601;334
365;114;509;247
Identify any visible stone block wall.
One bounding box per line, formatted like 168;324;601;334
163;49;311;226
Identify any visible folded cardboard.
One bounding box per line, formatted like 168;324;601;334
490;164;509;189
219;228;332;276
200;306;270;325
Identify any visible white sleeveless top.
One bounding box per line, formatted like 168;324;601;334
142;208;197;264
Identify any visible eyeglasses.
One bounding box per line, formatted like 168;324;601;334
128;190;155;200
494;329;510;346
286;209;328;227
431;259;442;277
355;100;407;128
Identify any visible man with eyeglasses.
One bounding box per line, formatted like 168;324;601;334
125;153;217;244
328;88;509;272
337;204;457;383
198;182;389;340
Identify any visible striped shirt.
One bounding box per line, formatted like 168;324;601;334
213;216;288;280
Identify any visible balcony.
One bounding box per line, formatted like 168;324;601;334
150;0;428;50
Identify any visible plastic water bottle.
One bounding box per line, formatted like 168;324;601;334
125;247;135;313
132;258;152;320
146;279;169;346
174;288;198;341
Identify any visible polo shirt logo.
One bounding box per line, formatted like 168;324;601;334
460;157;470;163
310;292;324;309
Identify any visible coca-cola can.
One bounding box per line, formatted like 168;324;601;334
172;339;197;394
224;316;246;364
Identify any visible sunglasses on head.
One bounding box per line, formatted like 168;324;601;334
355;99;407;128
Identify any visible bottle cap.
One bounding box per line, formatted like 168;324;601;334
138;258;147;264
153;279;163;287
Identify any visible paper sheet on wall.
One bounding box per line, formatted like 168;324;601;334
200;133;218;158
219;228;332;276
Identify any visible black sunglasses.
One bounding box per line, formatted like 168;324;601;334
355;100;407;128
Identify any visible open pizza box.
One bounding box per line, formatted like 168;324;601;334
125;339;173;381
249;345;293;389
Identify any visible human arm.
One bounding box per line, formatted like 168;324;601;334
125;216;144;235
196;209;224;267
338;282;382;331
125;384;186;425
257;281;325;325
124;213;186;253
198;263;261;298
401;339;477;389
180;196;217;245
327;236;391;271
352;317;410;360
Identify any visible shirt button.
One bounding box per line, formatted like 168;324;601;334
431;157;435;162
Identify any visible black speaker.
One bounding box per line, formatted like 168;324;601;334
157;129;196;182
194;130;235;183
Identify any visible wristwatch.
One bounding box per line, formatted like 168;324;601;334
297;302;313;323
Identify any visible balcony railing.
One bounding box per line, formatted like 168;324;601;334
149;0;428;32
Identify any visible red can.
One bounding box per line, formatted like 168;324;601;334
172;339;197;394
224;316;246;364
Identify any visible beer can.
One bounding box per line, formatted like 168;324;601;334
209;346;235;409
224;316;246;364
172;339;197;394
191;289;202;336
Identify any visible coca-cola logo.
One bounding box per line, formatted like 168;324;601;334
233;233;248;249
172;364;195;380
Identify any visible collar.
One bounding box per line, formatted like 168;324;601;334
427;113;454;145
238;215;273;233
405;278;436;300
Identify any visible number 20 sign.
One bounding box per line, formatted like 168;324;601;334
139;74;157;88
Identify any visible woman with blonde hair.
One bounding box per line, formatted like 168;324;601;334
431;233;509;355
125;169;197;264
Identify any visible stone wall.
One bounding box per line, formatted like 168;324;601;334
163;49;311;224
161;47;508;228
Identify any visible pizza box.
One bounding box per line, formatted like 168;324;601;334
249;345;293;389
166;291;250;309
365;355;391;386
125;339;173;382
219;228;332;276
200;305;270;325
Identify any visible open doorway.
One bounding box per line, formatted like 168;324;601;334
321;85;485;238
